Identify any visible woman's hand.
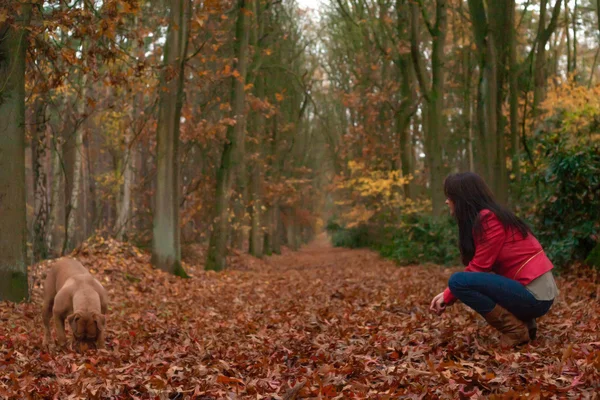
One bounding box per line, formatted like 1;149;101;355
430;292;447;315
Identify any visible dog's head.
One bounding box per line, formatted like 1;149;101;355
67;311;105;348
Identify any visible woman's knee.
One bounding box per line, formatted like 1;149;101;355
448;272;470;291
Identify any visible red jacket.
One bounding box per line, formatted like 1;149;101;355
443;209;554;305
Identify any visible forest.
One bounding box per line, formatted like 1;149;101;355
0;0;599;397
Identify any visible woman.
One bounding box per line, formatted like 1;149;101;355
430;172;558;347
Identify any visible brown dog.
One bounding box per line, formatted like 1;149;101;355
42;258;108;350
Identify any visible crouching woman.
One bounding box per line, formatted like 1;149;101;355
430;172;558;347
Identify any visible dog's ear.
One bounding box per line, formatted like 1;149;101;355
66;312;80;325
94;313;106;331
67;312;82;335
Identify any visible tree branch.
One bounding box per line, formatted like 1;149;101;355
409;3;430;102
416;0;435;37
185;35;212;63
541;0;563;45
335;0;360;27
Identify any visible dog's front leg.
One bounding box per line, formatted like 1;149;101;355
96;329;106;349
52;289;71;349
42;303;53;347
54;314;68;347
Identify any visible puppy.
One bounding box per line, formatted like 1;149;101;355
42;258;108;350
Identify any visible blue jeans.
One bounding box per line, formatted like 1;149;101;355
448;272;554;321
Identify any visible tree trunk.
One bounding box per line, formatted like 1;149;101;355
489;0;509;204
31;99;50;260
116;27;142;241
430;1;447;215
152;0;190;277
508;0;520;186
468;100;475;172
572;0;577;75
65;3;91;253
532;0;562;114
263;204;273;256
468;0;512;203
65;123;84;253
411;0;448;216
249;78;265;257
116;131;134;240
286;211;298;251
271;201;281;254
463;46;475;172
409;0;447;215
0;4;31;302
268;111;282;255
231;134;247;251
206;0;251;271
248;0;265;257
396;106;413;198
396;56;417;199
395;0;417;198
82;132;89;237
565;1;572;74
264;109;281;255
46;135;63;255
468;0;496;183
83;131;98;237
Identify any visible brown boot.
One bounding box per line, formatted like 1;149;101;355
483;305;530;348
526;319;537;340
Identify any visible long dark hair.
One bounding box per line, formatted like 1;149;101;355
444;172;530;265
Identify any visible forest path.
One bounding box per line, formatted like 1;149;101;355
1;236;598;397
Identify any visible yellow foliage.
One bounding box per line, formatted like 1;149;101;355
343;205;374;228
336;161;411;203
542;80;600;142
332;161;425;228
542;81;600;117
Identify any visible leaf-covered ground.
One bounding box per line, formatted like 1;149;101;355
1;235;599;399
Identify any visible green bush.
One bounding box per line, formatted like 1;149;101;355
386;215;460;266
329;224;372;249
327;214;461;266
533;139;600;269
585;242;600;268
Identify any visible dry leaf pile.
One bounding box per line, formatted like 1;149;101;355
1;235;599;398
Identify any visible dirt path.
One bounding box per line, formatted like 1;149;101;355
1;236;599;398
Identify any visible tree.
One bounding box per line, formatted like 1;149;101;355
31;97;50;260
206;0;252;271
467;0;510;203
0;2;31;302
508;0;520;186
394;0;418;199
152;0;190;277
410;0;447;215
532;0;562;114
248;0;268;258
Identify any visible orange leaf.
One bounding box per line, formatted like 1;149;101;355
217;375;245;385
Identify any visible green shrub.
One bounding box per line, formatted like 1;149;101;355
585;242;600;268
329;224;372;249
325;220;342;233
533;140;600;269
387;215;460;266
327;214;461;266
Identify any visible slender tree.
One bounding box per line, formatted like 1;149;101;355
152;0;190;277
206;0;252;270
410;0;447;215
532;0;562;114
0;2;31;302
248;0;267;257
467;0;510;203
